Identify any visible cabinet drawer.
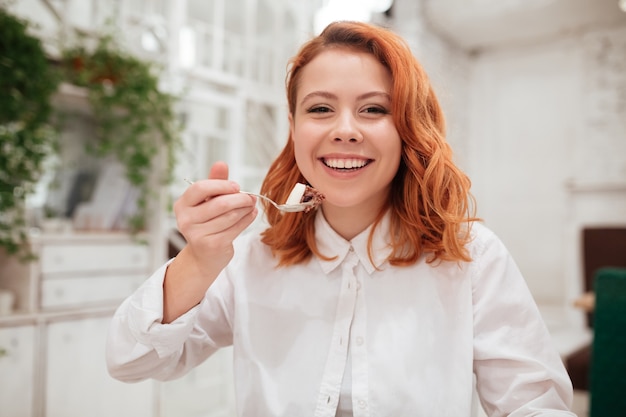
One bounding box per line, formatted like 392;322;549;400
41;274;147;309
40;242;150;274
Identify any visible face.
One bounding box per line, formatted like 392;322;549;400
289;48;402;216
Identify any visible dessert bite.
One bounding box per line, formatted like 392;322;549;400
285;182;325;213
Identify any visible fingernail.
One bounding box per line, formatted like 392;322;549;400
230;181;240;191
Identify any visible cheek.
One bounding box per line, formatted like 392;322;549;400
385;135;403;173
292;130;312;171
393;139;403;162
292;123;319;156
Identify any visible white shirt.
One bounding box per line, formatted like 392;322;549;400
106;212;576;417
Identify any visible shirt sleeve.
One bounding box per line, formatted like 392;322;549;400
105;259;235;383
470;226;576;417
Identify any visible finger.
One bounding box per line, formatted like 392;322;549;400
204;202;256;234
180;208;257;256
209;161;229;180
176;192;255;228
181;161;236;206
181;180;240;207
187;205;257;243
213;207;258;242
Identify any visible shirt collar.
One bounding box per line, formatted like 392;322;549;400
314;210;393;275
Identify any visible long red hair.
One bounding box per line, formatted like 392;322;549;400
260;21;479;267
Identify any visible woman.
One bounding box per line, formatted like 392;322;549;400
106;21;575;416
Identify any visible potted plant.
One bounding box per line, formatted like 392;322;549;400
0;7;60;260
59;30;181;233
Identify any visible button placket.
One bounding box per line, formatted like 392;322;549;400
314;251;359;417
350;262;370;417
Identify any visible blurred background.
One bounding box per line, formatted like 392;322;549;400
0;0;625;416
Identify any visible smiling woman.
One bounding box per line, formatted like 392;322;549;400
106;21;577;417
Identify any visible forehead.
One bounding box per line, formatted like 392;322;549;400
296;48;392;96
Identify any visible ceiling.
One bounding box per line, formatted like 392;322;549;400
422;0;626;50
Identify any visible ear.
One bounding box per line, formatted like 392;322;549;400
288;113;295;141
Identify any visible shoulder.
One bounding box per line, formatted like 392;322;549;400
462;221;526;288
464;221;513;268
467;221;499;250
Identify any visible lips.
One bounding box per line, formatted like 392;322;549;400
322;157;372;170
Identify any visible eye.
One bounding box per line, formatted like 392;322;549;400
363;105;389;114
307;105;332;113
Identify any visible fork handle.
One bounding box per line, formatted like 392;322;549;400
240;191;281;208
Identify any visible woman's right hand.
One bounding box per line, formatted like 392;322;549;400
162;161;258;322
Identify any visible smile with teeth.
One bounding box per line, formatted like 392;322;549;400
322;158;371;170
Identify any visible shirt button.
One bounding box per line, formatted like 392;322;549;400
349;246;354;252
356;337;364;346
356;281;362;290
358;399;366;408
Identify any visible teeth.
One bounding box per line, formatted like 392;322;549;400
325;158;368;169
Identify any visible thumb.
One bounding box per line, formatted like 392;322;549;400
208;161;229;180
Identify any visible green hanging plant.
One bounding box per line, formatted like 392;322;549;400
0;7;61;260
59;31;181;233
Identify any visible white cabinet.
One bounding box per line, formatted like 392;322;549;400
0;231;237;417
0;233;155;314
38;238;151;309
45;317;154;417
0;325;36;417
0;233;159;417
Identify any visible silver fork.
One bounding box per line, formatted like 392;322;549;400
183;179;316;213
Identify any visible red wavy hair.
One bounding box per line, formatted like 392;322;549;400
260;21;479;267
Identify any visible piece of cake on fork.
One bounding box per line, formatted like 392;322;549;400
285;183;325;213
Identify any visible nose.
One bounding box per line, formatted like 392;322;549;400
332;111;363;143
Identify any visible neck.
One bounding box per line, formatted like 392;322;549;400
321;203;383;241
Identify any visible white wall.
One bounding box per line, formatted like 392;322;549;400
468;25;626;308
466;36;585;305
392;1;626;313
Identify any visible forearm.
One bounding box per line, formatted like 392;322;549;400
105;262;204;382
163;246;220;323
105;257;234;384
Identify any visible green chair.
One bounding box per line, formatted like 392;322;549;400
589;267;626;417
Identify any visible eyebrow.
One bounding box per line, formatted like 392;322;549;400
299;91;391;107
